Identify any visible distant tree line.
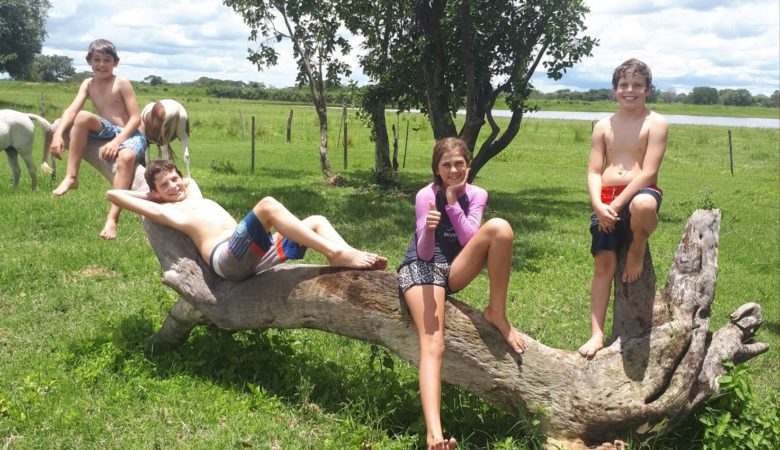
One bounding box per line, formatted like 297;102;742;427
194;77;354;105
531;86;780;108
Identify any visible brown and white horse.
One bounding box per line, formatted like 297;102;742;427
141;99;191;176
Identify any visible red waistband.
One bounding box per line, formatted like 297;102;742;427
601;183;661;204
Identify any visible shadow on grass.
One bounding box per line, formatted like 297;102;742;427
762;320;779;337
64;310;543;448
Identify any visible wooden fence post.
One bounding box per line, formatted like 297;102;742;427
287;109;293;143
251;116;256;174
728;129;734;177
403;119;409;169
343;111;348;170
239;109;246;139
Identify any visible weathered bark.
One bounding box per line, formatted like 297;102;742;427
76;139;768;448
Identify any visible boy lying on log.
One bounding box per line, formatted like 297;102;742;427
106;160;387;281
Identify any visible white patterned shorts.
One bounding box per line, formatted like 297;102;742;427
397;260;452;293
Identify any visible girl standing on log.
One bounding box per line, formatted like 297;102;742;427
397;137;525;449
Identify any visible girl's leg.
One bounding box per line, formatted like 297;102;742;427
404;284;457;450
449;218;525;353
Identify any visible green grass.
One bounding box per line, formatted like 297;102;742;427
0;81;778;449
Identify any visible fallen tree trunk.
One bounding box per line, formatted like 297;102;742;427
75;139;767;448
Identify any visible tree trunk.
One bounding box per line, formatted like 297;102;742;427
75;138;768;448
415;0;457;139
370;100;391;173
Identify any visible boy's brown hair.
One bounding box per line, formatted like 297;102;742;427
145;160;182;192
86;39;119;63
612;58;654;92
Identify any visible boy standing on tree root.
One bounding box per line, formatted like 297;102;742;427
578;59;669;358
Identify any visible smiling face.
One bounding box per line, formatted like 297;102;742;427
436;149;469;189
88;52;118;80
151;169;188;203
615;72;650;109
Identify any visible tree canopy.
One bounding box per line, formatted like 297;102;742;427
224;0;355;176
33;54;75;82
0;0;51;80
344;0;597;179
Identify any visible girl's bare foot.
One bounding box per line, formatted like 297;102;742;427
482;308;526;354
52;176;78;196
428;436;457;450
578;334;604;358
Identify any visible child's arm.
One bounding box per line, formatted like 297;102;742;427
415;186;438;261
445;185;486;246
99;77;142;160
587;119;618;232
609;114;669;212
106;189;179;228
50;78;90;159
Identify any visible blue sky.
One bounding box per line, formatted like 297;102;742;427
42;0;780;95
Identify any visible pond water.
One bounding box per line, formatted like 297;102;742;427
483;109;780;129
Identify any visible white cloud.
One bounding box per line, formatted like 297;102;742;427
534;0;780;95
41;0;779;95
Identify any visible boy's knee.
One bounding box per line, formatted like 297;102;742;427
254;196;281;215
593;252;617;277
74;110;95;126
303;214;328;228
115;149;136;168
629;195;657;216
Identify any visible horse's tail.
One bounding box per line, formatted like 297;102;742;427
26;114;55;174
160;107;180;163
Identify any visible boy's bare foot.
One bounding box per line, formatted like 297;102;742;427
52;177;78;196
100;219;118;241
482;307;526;354
578;335;604;358
622;240;646;283
372;256;388;271
329;247;385;270
428;436;457;450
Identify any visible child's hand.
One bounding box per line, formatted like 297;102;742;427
425;201;441;230
50;135;65;159
594;202;618;232
445;167;469;204
99;140;120;161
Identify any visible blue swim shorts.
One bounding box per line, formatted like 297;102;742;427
90;117;148;161
209;210;307;281
590;186;663;256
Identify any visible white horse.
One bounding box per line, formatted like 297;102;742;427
0;109;55;191
141;99;191;176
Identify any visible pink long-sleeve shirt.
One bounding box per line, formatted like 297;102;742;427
402;182;487;265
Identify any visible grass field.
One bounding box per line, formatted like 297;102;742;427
0;81;778;449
